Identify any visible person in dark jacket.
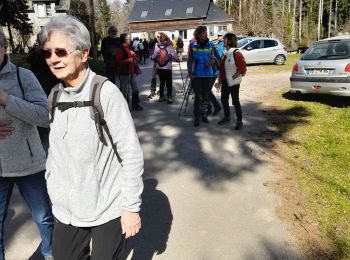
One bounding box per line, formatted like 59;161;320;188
116;33;144;111
101;26;121;83
27;33;60;147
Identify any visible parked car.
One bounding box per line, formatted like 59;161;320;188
237;37;288;65
290;35;350;96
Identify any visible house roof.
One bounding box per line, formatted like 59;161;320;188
128;0;212;23
204;2;234;23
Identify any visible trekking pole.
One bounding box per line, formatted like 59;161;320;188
178;79;192;116
178;61;186;93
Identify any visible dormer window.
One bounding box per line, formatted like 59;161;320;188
186;7;193;15
141;10;148;18
37;3;55;18
165;9;172;16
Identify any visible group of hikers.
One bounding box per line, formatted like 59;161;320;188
100;24;247;129
0;14;247;260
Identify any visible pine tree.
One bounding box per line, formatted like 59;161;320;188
0;0;33;52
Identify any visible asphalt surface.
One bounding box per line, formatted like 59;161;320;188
4;61;301;260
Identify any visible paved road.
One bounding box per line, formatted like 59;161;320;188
4;61;301;260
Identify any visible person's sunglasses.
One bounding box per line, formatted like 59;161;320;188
42;48;74;59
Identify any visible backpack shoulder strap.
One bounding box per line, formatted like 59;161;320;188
16;66;25;98
89;75;123;164
48;83;62;123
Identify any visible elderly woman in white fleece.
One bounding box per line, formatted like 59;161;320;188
40;15;144;260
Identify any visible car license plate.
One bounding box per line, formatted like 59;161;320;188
307;69;330;75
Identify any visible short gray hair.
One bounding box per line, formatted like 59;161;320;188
0;28;7;48
40;15;91;51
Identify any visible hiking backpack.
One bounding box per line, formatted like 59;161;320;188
48;75;123;164
156;45;171;67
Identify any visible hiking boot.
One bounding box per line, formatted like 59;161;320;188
218;117;230;125
212;107;222;116
194;118;200;127
235;121;243;130
159;96;166;102
201;117;209;123
167;97;173;104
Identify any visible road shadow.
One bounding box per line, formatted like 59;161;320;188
123;178;172;260
283;91;350;108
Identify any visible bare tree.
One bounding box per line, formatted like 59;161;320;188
298;0;302;44
334;0;338;35
328;0;332;38
317;0;324;40
88;0;97;58
291;0;296;47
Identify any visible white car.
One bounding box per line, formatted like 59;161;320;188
238;37;288;65
290;35;350;96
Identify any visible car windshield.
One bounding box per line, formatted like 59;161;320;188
238;38;253;48
302;41;350;60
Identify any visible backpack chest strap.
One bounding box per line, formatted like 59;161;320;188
56;100;94;112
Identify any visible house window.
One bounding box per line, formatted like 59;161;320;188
209;27;214;37
186;7;193;15
218;26;227;32
141;11;148;18
37;4;54;17
165;9;172;16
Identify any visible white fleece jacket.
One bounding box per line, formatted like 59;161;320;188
46;69;144;227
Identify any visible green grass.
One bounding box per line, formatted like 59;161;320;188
281;97;350;259
249;53;301;72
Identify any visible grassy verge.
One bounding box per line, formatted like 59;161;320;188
248;53;301;73
280;95;350;259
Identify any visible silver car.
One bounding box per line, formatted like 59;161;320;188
290;35;350;96
238;37;288;65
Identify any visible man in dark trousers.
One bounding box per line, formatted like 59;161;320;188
101;26;121;83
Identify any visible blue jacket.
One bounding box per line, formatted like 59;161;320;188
211;39;225;58
187;40;219;78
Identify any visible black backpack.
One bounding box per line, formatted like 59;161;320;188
48;75;122;164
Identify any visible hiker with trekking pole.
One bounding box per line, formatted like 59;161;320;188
151;32;179;104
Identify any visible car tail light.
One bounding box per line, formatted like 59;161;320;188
345;64;350;73
292;63;298;73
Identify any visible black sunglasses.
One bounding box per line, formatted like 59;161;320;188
42;48;74;59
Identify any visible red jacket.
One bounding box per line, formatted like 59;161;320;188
116;44;136;76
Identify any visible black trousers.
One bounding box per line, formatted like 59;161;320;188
192;77;212;118
221;80;242;122
52;218;125;260
158;69;173;97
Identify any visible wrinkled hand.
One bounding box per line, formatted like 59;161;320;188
0;120;14;140
121;211;141;239
0;90;8;106
128;58;134;63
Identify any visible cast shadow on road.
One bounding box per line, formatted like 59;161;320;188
123;178;172;260
132;90;311;191
283;91;350;108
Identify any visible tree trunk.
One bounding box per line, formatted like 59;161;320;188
7;23;15;53
328;0;332;38
334;0;338;35
239;0;242;26
317;0;324;40
282;0;285;15
299;0;302;44
291;0;297;48
88;0;97;59
288;0;291;13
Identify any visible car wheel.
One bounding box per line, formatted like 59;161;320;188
274;55;286;65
